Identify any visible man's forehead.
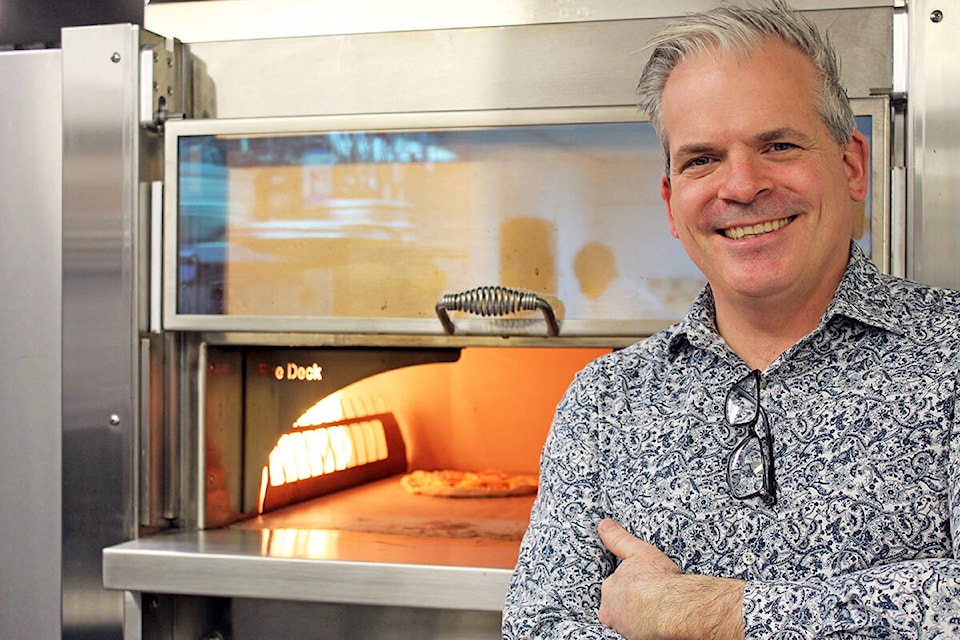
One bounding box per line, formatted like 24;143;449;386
659;40;821;138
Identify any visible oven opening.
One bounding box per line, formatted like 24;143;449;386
205;345;609;552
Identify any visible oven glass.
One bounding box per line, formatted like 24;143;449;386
171;112;876;331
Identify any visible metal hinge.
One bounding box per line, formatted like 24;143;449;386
140;34;185;133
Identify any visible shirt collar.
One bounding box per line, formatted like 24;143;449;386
823;241;904;335
667;242;903;355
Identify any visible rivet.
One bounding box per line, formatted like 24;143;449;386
110;52;121;63
931;9;944;23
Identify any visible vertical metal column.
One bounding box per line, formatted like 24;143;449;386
62;25;143;639
0;48;63;640
906;0;960;288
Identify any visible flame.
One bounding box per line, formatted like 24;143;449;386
257;392;391;513
294;390;346;426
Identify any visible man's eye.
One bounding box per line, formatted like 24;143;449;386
770;142;797;152
684;156;711;169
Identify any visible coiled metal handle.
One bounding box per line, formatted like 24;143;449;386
435;286;559;336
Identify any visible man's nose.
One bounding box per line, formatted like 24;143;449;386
716;154;772;203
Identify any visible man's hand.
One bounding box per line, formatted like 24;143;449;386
597;519;746;640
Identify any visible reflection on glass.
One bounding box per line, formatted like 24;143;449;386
176;118;873;323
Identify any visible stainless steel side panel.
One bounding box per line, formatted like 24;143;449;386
906;0;960;288
62;24;145;639
0;48;63;640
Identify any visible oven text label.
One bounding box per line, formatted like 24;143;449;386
273;362;324;382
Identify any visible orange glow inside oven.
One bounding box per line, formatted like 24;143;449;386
252;346;610;516
257;405;391;513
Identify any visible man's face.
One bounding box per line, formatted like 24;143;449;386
659;38;869;311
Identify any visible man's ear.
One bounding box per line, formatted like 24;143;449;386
661;173;680;239
844;130;870;203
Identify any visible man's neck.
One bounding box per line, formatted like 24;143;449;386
714;290;834;371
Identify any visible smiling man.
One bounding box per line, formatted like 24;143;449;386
503;2;960;639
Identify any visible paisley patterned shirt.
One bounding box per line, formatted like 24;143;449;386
503;244;960;639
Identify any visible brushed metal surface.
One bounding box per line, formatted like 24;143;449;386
0;48;63;640
62;24;145;639
180;9;889;121
145;0;892;44
103;528;515;611
230;598;502;640
906;0;960;288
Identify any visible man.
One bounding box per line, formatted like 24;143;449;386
502;2;960;638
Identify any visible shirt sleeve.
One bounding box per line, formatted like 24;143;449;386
743;370;960;639
502;367;623;640
743;560;960;638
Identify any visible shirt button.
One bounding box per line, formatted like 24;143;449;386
742;551;757;566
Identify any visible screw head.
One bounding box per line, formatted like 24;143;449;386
110;52;121;63
931;9;944;23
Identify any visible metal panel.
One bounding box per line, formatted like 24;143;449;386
103;529;515;611
231;599;501;640
144;0;892;44
906;1;960;288
62;24;144;640
180;8;890;120
0;48;62;640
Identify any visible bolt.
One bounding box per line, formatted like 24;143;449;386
931;9;944;23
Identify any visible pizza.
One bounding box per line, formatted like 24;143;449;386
400;468;539;498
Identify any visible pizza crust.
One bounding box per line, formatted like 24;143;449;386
400;469;538;498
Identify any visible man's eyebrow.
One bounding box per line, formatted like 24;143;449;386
753;127;814;145
672;143;717;160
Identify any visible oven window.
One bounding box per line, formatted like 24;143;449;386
171;112;876;332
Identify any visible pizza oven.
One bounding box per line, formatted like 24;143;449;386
107;338;618;639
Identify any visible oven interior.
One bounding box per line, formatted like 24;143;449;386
204;344;611;552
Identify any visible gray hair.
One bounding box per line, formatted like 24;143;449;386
637;0;855;168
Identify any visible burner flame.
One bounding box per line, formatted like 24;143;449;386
257;395;391;513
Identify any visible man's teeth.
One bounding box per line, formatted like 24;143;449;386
723;217;791;240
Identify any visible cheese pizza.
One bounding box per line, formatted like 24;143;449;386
400;469;538;498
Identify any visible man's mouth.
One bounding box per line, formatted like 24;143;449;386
721;216;795;240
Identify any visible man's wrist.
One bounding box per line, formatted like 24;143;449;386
659;574;745;640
